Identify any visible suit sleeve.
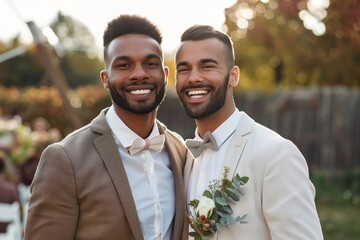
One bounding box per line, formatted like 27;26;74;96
262;140;323;240
24;144;78;240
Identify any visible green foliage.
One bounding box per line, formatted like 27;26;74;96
312;168;360;205
60;51;103;88
1;11;103;88
0;86;111;136
50;12;97;53
1;40;44;87
224;0;360;90
188;167;249;239
312;168;360;239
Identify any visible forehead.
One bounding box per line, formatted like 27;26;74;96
175;38;226;64
106;34;162;61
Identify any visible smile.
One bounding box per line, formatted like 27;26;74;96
129;89;151;95
187;89;209;98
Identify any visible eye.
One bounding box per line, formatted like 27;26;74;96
146;61;160;68
115;63;131;69
202;64;215;70
176;66;189;73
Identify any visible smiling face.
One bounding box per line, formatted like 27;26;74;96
175;38;238;120
101;34;168;115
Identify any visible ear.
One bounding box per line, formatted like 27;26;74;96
100;70;109;90
164;66;169;86
229;66;240;87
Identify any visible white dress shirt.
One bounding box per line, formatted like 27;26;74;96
106;106;175;240
188;109;242;203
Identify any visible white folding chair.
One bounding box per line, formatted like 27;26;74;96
0;202;22;240
17;183;31;227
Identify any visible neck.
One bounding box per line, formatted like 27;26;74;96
114;106;157;139
195;104;235;138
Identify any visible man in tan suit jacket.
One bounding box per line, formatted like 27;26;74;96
25;15;187;240
175;25;323;239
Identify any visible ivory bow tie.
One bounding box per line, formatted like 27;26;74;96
185;131;218;158
128;134;165;155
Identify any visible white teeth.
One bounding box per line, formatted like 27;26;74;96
188;90;208;97
190;95;203;98
130;89;151;95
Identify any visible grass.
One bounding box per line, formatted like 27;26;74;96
318;202;360;240
312;168;360;240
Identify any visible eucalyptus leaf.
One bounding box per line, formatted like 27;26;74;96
189;232;199;237
203;190;212;199
231;181;240;188
214;190;222;198
217;211;225;218
202;236;212;240
239;176;249;184
223;205;233;214
225;189;240;201
225;215;237;225
215;197;227;206
236;214;248;223
209;211;219;221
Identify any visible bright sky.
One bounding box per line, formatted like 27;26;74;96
0;0;237;53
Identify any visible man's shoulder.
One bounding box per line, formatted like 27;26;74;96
60;109;110;145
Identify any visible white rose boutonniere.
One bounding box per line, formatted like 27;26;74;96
197;196;216;218
187;167;249;240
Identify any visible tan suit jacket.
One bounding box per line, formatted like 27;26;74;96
184;112;323;239
24;108;187;240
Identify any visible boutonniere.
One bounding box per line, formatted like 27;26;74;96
187;167;249;240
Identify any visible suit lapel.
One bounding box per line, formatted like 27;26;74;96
157;121;186;240
92;110;144;240
183;152;194;195
223;112;255;177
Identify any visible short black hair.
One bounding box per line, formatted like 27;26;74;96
103;14;162;60
180;25;235;69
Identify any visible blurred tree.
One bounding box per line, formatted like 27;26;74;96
49;12;97;53
0;11;103;88
49;12;103;88
0;37;43;87
224;0;360;90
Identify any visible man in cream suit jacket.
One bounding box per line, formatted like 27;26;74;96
175;25;323;239
25;15;187;240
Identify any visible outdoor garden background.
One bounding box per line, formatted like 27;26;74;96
1;0;359;239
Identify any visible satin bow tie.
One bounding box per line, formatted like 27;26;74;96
185;131;218;158
128;134;165;155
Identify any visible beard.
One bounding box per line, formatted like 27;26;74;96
108;81;166;114
178;73;229;119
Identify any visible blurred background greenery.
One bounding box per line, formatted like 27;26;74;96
0;0;359;239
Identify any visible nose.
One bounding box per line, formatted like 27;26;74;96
130;64;148;81
187;69;203;83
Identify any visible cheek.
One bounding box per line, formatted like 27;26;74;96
175;79;184;92
154;71;166;84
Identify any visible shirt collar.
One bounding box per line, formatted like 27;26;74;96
105;105;160;148
194;109;241;148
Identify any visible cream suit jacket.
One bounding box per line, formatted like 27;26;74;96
25;108;187;240
184;112;323;240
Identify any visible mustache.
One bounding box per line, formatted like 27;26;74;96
180;83;214;93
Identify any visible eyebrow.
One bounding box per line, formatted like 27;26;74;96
113;53;162;63
200;58;219;65
176;58;219;68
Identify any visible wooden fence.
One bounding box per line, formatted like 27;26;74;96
158;87;360;171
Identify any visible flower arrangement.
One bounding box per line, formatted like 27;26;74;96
188;167;249;240
0;116;61;165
